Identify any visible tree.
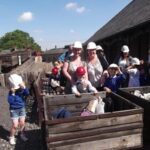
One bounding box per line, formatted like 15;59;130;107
0;30;41;51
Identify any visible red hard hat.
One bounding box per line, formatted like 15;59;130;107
76;66;86;76
52;67;58;75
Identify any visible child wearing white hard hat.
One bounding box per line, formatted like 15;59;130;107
8;74;29;145
103;64;126;93
127;57;141;87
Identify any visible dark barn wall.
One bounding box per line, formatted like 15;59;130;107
96;23;150;64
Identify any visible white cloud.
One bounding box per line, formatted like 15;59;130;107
65;2;77;10
18;12;33;22
70;29;75;34
65;2;86;13
76;6;86;13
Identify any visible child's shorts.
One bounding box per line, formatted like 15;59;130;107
10;107;26;120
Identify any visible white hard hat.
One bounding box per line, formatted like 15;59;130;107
108;63;118;69
131;57;140;65
96;45;103;51
87;42;96;50
8;74;23;89
73;41;82;49
121;45;129;53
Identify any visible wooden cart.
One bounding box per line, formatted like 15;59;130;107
42;92;143;150
118;86;150;142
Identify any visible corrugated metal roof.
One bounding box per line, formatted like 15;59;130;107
85;0;150;44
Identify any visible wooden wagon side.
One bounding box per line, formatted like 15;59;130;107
33;72;46;125
43;92;143;150
118;86;150;142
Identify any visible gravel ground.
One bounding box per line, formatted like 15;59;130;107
0;87;43;150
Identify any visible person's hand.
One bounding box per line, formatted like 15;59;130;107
140;60;144;65
19;82;26;89
103;70;109;78
93;91;98;96
117;67;122;74
75;92;81;97
104;87;112;93
11;88;16;94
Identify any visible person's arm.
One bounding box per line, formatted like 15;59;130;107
19;82;30;96
103;78;112;93
62;61;73;83
103;87;112;93
72;84;81;96
8;94;16;105
84;65;88;80
87;80;97;93
58;53;66;62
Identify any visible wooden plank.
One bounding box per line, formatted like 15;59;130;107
48;134;142;150
0;73;5;87
45;109;143;125
47;114;143;134
46;122;142;142
48;128;142;147
44;92;106;106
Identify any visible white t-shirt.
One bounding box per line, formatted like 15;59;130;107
87;58;103;88
127;68;140;87
72;78;97;94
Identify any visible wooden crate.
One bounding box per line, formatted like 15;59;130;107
118;86;150;142
43;92;143;150
34;72;64;125
0;73;5;87
33;72;46;125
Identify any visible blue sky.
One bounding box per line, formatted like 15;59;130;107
0;0;132;50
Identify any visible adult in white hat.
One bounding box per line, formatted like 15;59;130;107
118;45;133;87
63;41;87;94
96;45;109;70
118;45;133;72
86;42;103;90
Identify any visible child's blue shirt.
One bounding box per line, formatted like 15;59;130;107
104;74;126;92
8;88;29;110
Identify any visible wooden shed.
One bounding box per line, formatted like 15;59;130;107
42;48;68;63
85;0;150;63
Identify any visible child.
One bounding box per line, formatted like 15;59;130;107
49;67;64;94
103;63;126;93
8;74;29;145
81;96;105;116
72;66;97;96
127;57;140;87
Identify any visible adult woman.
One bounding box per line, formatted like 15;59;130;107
87;42;103;90
63;41;87;94
118;45;133;87
118;45;133;71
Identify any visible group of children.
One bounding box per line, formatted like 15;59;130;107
49;55;149;96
